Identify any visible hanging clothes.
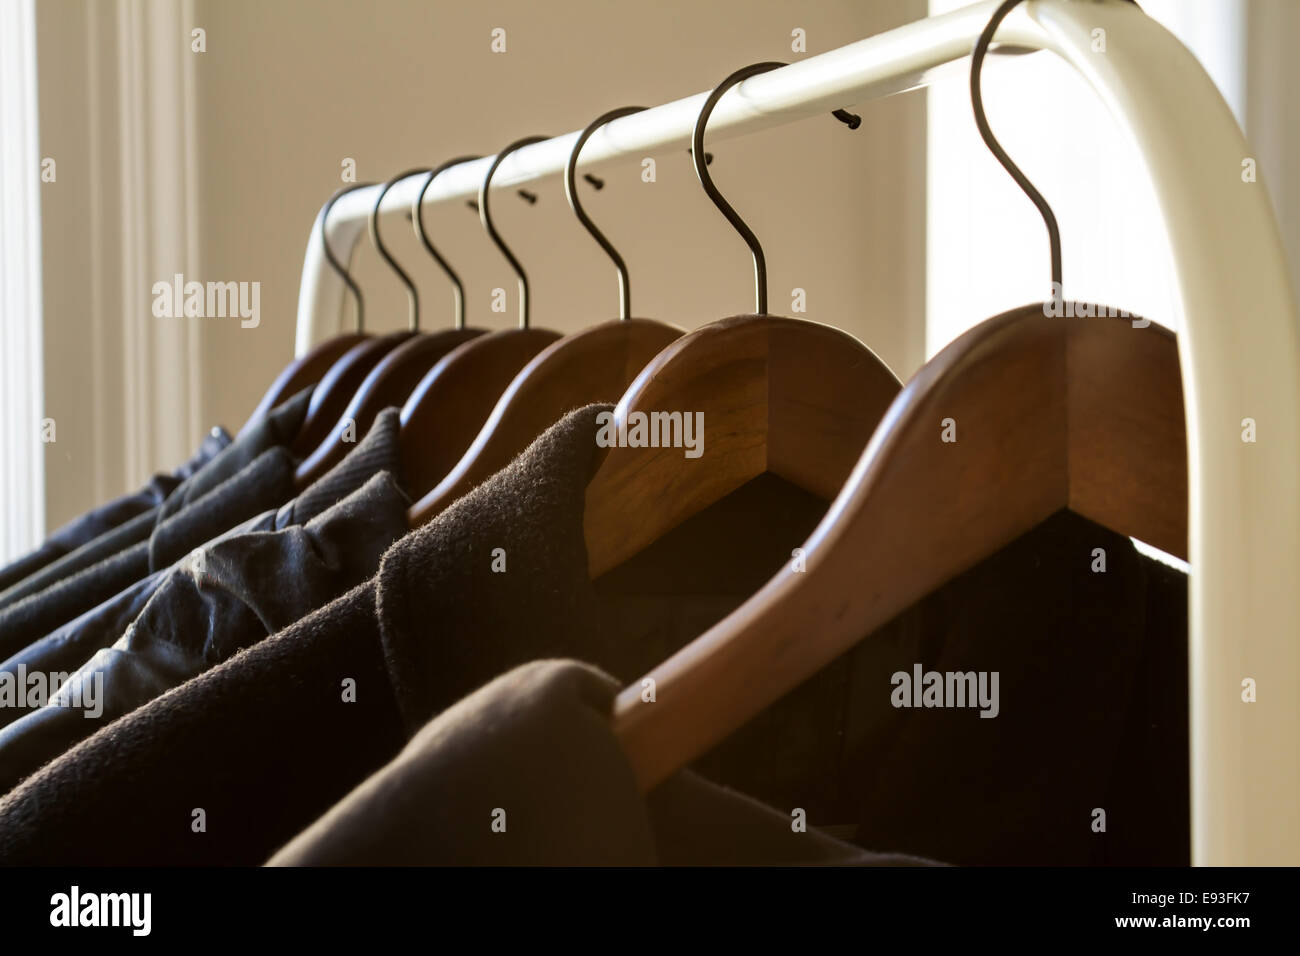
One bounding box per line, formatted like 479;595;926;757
268;659;935;866
0;411;412;792
0;427;230;595
0;404;1189;866
0;388;313;654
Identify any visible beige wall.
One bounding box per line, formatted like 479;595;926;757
35;0;1300;533
37;0;127;532
189;0;929;444
36;0;924;529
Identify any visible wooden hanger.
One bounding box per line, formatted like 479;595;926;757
584;314;901;577
239;333;367;438
295;162;489;487
396;137;564;502
407;107;684;525
289;332;414;456
607;7;1189;790
397;328;558;498
239;183;374;437
581;63;895;577
610;306;1187;790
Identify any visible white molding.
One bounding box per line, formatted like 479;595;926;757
33;0;202;529
0;0;46;561
84;0;112;508
180;0;202;442
113;0;202;482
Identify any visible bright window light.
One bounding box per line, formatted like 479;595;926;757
926;0;1246;356
0;0;45;562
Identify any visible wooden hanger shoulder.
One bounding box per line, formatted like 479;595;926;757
609;304;1187;791
583;313;902;579
399;327;561;507
408;317;683;526
293;327;484;488
290;331;416;456
238;332;368;438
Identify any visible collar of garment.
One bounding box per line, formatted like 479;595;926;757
374;403;612;735
142;387;317;572
278;406;404;529
157;385;313;525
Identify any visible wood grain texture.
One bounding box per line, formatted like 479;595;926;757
1067;317;1187;558
293;327;485;488
399;327;561;504
290;331;415;456
238;332;368;437
583;314;903;579
609;305;1188;792
407;319;683;526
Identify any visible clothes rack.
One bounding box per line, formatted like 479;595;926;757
293;0;1300;866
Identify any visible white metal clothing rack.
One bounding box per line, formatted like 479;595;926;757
295;0;1300;865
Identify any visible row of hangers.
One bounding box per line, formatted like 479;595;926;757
241;0;1188;792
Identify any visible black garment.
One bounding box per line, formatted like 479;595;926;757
0;389;314;657
589;473;856;820
268;659;931;866
593;502;1189;866
0;465;409;794
0;405;1188;866
0;408;404;736
0;574;164;726
0;405;710;865
0;389;309;613
839;510;1188;866
0;453;295;661
0;428;230;595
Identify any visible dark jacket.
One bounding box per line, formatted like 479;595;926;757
0;413;410;791
268;659;931;866
0;390;313;656
0;428;229;595
0;405;1188;866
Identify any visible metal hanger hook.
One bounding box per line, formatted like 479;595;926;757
693;62;860;315
565;106;647;321
971;0;1063;297
321;181;374;333
481;136;549;329
414;156;482;330
370;168;429;331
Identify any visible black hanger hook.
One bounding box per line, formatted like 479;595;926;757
369;168;429;331
321;181;374;333
481;136;548;329
693;62;860;315
414;156;482;330
566;106;646;321
971;0;1062;296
